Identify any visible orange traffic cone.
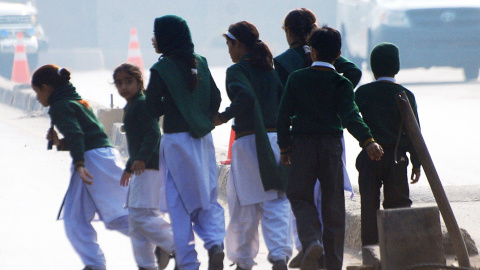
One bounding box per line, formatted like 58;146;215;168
127;27;144;72
221;128;235;165
11;32;30;84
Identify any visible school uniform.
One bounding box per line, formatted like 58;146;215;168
355;77;421;246
274;44;359;253
50;83;129;270
218;55;293;270
146;52;225;270
277;62;374;270
123;91;174;270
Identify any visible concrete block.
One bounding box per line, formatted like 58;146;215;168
96;108;124;140
110;123;128;155
362;245;381;270
377;207;445;270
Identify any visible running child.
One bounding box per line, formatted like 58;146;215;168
32;65;129;270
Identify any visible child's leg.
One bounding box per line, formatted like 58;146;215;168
260;194;293;263
318;138;345;270
224;189;261;270
129;208;174;253
129;208;173;270
63;174;106;270
357;149;382;246
383;149;412;209
165;172;199;270
286;137;322;249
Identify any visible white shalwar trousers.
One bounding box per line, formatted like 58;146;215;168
127;170;174;270
225;133;293;269
161;133;225;270
292;136;354;251
166;174;226;270
129;208;174;270
61;148;129;270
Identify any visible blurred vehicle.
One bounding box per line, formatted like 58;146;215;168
0;1;47;79
337;0;480;80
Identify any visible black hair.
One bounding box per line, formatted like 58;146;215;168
283;8;317;67
31;64;71;88
225;21;273;71
113;63;145;91
154;15;198;90
307;25;342;63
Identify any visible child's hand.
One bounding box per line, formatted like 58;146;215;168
213;114;225;126
120;171;132;187
77;166;93;185
411;168;421;184
46;128;60;146
130;160;146;176
366;142;384;161
281;153;291;166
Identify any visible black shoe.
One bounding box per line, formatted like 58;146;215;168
288;250;304;268
82;267;94;270
235;265;250;270
300;241;323;270
154;246;171;270
208;245;224;270
272;259;288;270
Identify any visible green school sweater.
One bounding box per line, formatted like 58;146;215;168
48;84;111;166
355;81;421;168
145;55;221;138
220;55;284;133
274;45;362;87
123;92;160;172
277;66;372;150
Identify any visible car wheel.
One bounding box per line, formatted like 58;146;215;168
463;64;480;81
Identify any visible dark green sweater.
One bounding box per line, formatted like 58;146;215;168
220;55;284;133
48;84;111;165
355;80;421;168
274;45;362;88
123;92;160;172
145;55;221;135
277;66;372;149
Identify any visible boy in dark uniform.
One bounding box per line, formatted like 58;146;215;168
355;42;421;247
276;26;384;270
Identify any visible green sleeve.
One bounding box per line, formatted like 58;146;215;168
336;79;372;146
276;76;295;150
335;56;362;88
50;102;85;164
135;103;160;163
274;58;290;86
208;74;222;119
145;70;166;118
220;66;255;121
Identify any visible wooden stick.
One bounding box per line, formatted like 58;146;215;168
395;91;470;267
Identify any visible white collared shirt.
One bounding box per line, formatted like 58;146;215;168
311;61;336;71
376;76;396;83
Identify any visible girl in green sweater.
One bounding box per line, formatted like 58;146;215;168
32;65;129;270
113;63;174;270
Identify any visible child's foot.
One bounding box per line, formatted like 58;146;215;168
154;246;171;270
208;245;224;270
300;241;323;270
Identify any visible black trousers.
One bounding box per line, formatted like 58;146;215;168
356;148;412;246
286;136;345;270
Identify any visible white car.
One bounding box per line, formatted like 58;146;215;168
337;0;480;80
0;1;47;78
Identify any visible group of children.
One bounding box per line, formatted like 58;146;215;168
31;7;421;270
